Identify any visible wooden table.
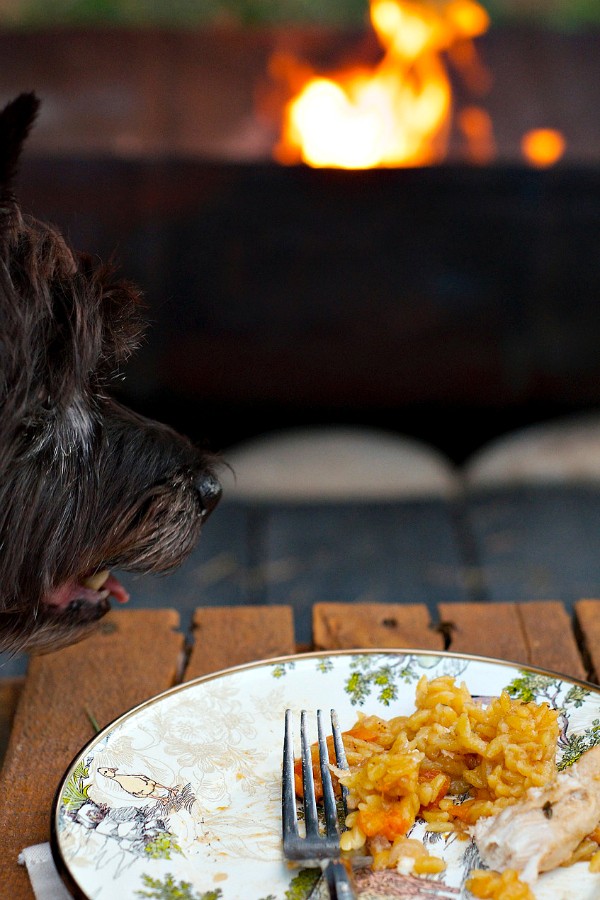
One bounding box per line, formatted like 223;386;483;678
1;598;599;898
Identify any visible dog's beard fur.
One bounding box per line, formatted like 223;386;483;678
0;93;222;655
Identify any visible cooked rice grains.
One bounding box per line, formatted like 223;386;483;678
335;674;560;892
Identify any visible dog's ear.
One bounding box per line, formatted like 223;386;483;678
0;92;146;421
77;253;148;378
0;93;39;214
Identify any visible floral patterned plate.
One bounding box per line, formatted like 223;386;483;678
51;650;600;900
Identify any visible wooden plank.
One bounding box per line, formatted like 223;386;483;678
264;501;470;646
313;602;444;650
517;600;586;681
0;608;184;899
315;600;587;680
465;486;600;606
186;605;296;679
574;599;600;683
0;677;24;772
437;601;530;663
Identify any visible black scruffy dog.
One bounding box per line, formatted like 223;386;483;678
0;93;222;655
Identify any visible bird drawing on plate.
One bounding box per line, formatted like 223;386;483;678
97;766;180;803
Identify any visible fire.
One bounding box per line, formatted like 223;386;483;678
521;128;566;168
272;0;490;169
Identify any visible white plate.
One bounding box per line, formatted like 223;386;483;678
52;649;600;899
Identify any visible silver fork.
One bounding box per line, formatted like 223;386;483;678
282;708;357;900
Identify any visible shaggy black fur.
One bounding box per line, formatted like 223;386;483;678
0;93;222;654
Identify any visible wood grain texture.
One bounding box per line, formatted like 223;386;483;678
438;602;529;663
575;599;600;682
263;502;469;647
438;601;588;681
465;487;600;609
0;608;183;899
186;605;296;679
312;602;444;650
0;677;24;774
517;600;587;681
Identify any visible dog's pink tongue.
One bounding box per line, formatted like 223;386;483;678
104;574;129;604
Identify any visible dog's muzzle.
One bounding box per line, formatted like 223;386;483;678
196;472;222;520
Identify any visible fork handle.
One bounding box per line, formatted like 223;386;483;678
323;860;357;900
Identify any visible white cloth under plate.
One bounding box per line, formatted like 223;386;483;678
18;842;71;900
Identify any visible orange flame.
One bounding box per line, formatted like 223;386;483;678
521;128;566;168
272;0;490;169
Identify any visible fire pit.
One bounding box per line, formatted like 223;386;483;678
2;13;600;460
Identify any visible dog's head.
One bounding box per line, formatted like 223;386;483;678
0;93;222;654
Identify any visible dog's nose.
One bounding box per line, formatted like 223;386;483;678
196;472;222;519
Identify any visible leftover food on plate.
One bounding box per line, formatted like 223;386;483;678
473;743;600;883
298;674;600;899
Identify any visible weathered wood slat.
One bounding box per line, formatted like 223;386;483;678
574;599;600;681
0;677;24;773
438;601;530;663
438;601;588;681
465;487;600;607
312;602;444;650
0;609;184;899
263;501;469;645
186;605;296;679
517;600;587;681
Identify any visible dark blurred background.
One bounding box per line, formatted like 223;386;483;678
2;0;600;464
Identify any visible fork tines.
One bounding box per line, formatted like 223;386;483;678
282;708;357;899
282;707;350;855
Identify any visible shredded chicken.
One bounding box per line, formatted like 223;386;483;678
473;745;600;884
